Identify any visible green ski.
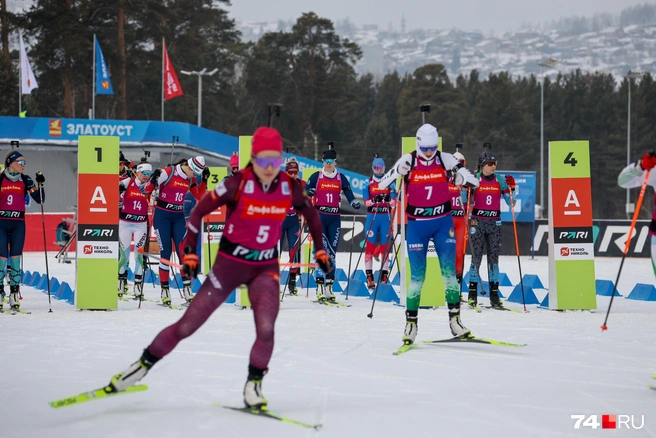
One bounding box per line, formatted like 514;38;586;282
423;334;526;347
213;403;322;430
48;384;148;409
393;342;418;355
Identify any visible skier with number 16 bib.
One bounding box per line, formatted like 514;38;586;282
106;127;332;409
378;124;478;344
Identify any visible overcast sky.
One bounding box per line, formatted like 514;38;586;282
227;0;652;32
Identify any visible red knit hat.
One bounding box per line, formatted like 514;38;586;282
251;127;282;155
229;153;239;168
285;160;299;172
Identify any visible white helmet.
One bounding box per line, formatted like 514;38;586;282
136;163;153;174
416;124;439;160
187;156;206;176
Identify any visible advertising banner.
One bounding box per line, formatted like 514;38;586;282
76;136;119;310
548;141;596;310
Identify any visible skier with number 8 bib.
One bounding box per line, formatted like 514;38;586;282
106;127;332;409
463;148;515;309
378;124;478;344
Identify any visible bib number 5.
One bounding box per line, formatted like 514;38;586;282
256;225;271;244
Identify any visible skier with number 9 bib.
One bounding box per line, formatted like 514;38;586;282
378;124;478;344
106;127;332;409
150;156;209;304
463;149;515;309
118;161;155;299
305;145;360;303
0;151;44;311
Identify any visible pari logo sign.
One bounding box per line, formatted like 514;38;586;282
571;414;644;430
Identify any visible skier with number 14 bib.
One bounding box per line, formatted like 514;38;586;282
378;124;478;344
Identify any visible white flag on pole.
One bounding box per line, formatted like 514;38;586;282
19;32;38;95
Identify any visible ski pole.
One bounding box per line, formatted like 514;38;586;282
281;219;306;302
344;212;357;300
367;191;400;319
508;188;527;312
602;170;651;330
37;177;52;313
345;209;377;298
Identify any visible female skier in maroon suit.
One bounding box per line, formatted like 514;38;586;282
106;127;332;408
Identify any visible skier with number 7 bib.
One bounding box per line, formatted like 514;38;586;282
106;127;332;409
378;124;478;344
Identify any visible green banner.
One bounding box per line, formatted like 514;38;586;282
235;137;253;306
548;140;596;310
401;136;445;307
203;167;227;274
76;136;119;310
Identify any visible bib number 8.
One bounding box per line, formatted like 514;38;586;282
486;195;492;205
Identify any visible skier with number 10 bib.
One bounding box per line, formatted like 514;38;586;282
378;124;478;344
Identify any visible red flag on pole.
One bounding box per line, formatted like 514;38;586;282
163;42;183;100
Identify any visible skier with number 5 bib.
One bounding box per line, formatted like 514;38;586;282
106;127;332;409
463;150;515;309
378;124;478;344
618;151;656;278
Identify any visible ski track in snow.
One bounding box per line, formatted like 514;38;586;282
2;253;655;438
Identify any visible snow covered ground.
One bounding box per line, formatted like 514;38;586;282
2;253;656;438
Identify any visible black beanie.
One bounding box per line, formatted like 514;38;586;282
322;149;337;160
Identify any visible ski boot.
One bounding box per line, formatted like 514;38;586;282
325;279;337;303
380;270;389;284
243;365;268;409
489;281;503;308
9;285;20;310
448;302;471;337
0;283;5;304
467;282;478;309
315;277;325;302
108;349;159;393
133;274;144;299
287;273;298;296
182;279;194;303
118;272;128;298
365;269;375;289
160;282;171;305
402;310;418;345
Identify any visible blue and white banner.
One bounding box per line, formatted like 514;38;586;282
497;170;536;223
94;35;114;95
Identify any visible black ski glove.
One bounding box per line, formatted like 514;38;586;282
35;171;45;184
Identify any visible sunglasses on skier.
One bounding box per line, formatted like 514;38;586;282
287;170;298;176
323;159;336;164
231;166;239;172
419;145;438;153
373;165;385;173
485;161;497;167
140;170;153;176
253;156;284;169
15;160;26;166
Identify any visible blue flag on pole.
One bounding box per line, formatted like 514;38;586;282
94;35;114;95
